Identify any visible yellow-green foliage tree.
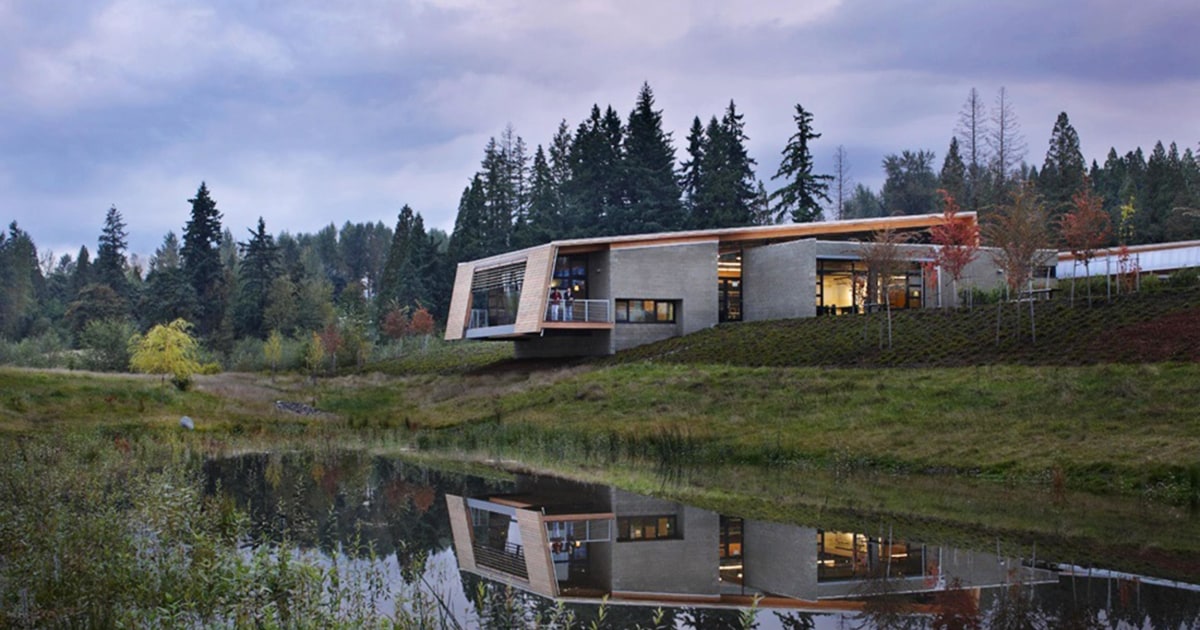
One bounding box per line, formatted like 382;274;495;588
129;318;202;387
304;331;325;380
263;329;283;377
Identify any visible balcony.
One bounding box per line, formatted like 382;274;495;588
544;299;611;325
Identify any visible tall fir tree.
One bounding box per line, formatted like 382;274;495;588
376;205;429;319
692;102;758;229
180;182;225;335
621;82;684;233
679;116;707;226
939;137;967;205
448;175;488;264
565;105;625;236
1039;111;1086;226
769;103;832;223
94;205;130;301
233;217;280;338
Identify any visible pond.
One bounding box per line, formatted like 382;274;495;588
204;451;1200;629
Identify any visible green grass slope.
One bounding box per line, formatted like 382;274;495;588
611;286;1200;368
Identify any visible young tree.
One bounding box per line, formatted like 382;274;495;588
1059;184;1112;305
304;331;325;382
857;228;911;349
984;182;1050;343
263;328;283;378
128;318;202;388
769;103;832;223
930;190;981;308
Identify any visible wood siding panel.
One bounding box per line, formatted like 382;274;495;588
515;508;557;598
513;245;555;334
444;262;476;341
445;494;476;572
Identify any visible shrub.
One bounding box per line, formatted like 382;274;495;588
80;318;137;372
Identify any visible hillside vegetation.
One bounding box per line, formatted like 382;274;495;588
610;285;1200;369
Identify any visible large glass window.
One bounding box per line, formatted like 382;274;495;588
469;262;526;328
817;530;926;581
552;255;588;300
719;251;743;322
617;515;678;541
615;299;676;323
817;259;923;315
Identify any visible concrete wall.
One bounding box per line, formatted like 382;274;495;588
512;331;612;359
608;241;719;353
742;520;819;601
607;489;720;596
743;239;817;321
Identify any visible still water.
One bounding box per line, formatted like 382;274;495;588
204;451;1200;629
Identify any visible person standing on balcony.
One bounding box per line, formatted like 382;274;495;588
550;289;562;321
565;289;575;321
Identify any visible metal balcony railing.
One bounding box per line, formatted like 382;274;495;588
545;299;611;323
473;542;528;579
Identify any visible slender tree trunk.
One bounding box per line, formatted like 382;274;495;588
995;299;1003;346
1028;278;1036;344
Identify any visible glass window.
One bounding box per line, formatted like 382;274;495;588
615;299;676;323
617;515;677;541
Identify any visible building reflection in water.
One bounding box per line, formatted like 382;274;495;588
447;475;1059;611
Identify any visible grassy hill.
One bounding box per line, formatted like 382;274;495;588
610;285;1200;369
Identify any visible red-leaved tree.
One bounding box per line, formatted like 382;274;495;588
1059;184;1112;305
930;190;980;308
381;307;410;340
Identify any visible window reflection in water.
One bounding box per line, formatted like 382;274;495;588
817;530;928;581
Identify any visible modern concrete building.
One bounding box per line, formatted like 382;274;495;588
444;213;1026;357
445;475;1058;610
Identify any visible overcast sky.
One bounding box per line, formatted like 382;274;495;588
3;0;1198;260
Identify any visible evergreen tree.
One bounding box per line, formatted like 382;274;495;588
842;184;884;219
70;245;93;298
517;145;561;247
679;116;707;226
180;182;225;336
233;217;280;339
769;103;832;223
376;205;429;319
621;83;684;233
448;175;488;264
939;137;967;205
565;105;626;236
693;102;758;229
141;231;197;327
882;150;939;215
1039;112;1086;226
0;223;44;339
94;206;130;300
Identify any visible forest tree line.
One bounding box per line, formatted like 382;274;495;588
1;83;1197;369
